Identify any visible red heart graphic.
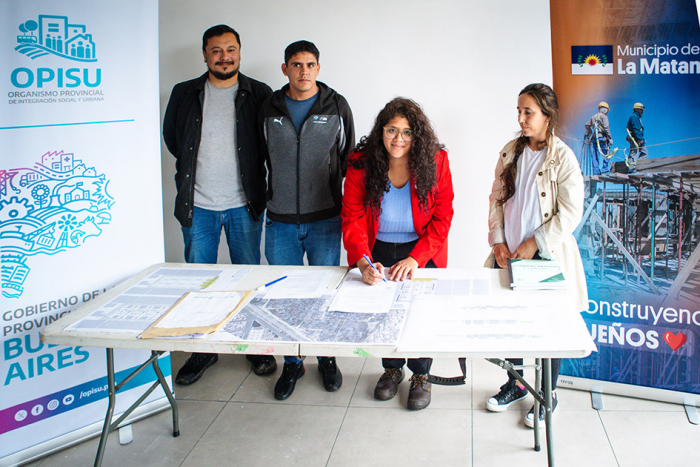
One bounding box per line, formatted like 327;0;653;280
663;332;687;351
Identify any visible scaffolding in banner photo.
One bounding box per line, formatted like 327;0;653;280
573;154;700;305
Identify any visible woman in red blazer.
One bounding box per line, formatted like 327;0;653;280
341;97;454;410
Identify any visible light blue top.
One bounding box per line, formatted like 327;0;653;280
376;181;419;243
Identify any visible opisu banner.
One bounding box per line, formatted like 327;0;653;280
0;1;168;462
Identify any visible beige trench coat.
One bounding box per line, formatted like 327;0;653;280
485;135;588;312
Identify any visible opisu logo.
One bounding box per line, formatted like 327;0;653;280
15;14;97;62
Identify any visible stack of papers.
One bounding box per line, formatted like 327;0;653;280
508;259;567;291
140;290;254;338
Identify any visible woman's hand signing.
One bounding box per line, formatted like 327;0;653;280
358;257;385;285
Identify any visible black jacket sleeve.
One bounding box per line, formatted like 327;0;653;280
162;83;183;158
336;95;355;177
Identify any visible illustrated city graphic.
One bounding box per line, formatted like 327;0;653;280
15;14;96;62
0;151;114;298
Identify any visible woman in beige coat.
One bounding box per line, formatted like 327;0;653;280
484;83;587;428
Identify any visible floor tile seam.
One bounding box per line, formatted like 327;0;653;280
227;368;254;402
596;409;622;466
471;361;475;467
594;408;686;413
346;358;367;409
176;397;235;403
346;405;472;413
225;400;353;408
178;399;229;467
324;358;368;466
175;398;230;406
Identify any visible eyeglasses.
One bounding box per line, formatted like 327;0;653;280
383;127;413;141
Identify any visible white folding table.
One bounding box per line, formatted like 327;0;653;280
41;263;595;467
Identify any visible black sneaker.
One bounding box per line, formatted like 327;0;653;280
247;355;278;376
318;357;342;392
274;361;305;400
486;379;528;412
175;352;218;385
525;392;558;428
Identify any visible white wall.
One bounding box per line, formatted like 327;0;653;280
158;0;553;267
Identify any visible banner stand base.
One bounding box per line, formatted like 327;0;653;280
684;405;700;425
560;375;700;425
591;391;604;410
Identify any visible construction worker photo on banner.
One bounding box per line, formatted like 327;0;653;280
584;101;614;175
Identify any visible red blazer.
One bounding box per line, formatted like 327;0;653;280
341;150;454;268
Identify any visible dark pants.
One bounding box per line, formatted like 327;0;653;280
372;239;435;375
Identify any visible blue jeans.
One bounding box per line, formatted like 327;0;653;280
265;215;341;364
182;206;262;265
591;139;609;175
264;215;341;267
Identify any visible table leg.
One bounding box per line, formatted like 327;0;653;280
543;358;554;467
94;348;116;467
151;351;180;437
534;358;541;451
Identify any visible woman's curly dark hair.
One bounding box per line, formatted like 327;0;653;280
349;97;444;214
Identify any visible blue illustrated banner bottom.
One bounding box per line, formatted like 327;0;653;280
0;355;171;435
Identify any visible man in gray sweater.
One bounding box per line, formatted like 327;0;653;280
163;25;276;386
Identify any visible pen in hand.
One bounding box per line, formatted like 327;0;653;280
362;254;386;283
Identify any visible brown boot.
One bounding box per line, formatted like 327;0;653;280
374;368;405;400
407;374;431;410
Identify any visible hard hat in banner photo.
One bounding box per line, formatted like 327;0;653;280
598;101;610;110
633;102;645;110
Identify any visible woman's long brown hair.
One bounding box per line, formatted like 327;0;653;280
498;83;559;206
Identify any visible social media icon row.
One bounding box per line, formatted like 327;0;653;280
14;394;74;421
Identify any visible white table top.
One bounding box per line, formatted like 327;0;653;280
41;263;596;359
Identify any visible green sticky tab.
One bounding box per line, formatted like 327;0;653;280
353;348;373;358
232;344;249;352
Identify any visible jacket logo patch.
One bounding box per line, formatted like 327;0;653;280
273;117;284;126
312;116;328;124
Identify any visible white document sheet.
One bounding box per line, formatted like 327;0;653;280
328;269;398;313
154;291;244;328
398;294;596;355
410;268;492;296
202;268;251;290
262;270;333;299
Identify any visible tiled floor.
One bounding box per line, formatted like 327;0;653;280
29;354;697;467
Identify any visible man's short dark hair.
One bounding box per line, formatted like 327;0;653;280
284;40;320;64
202;25;240;50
